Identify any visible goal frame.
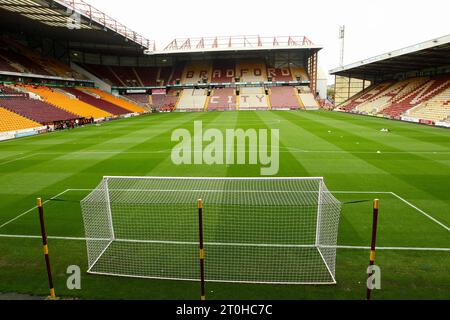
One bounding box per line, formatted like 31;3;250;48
82;176;340;285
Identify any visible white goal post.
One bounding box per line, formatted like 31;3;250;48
80;177;342;284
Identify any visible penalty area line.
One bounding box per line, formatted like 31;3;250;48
0;233;448;252
0;189;71;230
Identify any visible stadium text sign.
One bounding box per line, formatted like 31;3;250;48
171;121;279;175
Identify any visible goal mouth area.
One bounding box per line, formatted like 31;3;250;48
81;176;341;286
86;239;337;285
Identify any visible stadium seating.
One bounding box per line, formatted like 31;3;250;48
211;60;236;83
151;91;179;111
0;96;79;124
339;82;394;111
299;93;319;109
63;88;130;115
125;94;150;105
110;66;141;87
24;86;111;119
158;67;173;86
79;64;124;86
134;67;159;86
207;88;237;110
405;86;450;122
381;77;450;118
79;88;145;113
181;62;212;84
290;67;309;81
176;89;207;111
267;67;294;82
169;62;185;85
238;87;269;110
0;38;51;75
270;87;302;109
0;55;19;73
0;107;41;132
237;61;267;82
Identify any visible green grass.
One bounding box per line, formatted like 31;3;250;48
0;110;449;300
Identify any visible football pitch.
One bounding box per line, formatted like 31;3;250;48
0;110;449;300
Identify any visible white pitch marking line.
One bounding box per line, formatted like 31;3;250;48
390;192;449;232
0;233;448;252
0;153;37;166
0;189;71;230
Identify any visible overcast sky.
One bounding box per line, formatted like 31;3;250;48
87;0;449;82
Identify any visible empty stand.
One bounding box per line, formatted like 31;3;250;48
207;88;237;110
110;66;140;87
176;89;207;111
135;67;159;86
63;88;130;115
25;86;111;119
381;77;450;118
158;67;173;86
181;62;211;85
340;82;394;112
407;87;450;122
239;87;269;110
299;93;319;109
270;87;302;109
79;64;124;86
211;60;236;83
237;61;267;82
169;62;185;85
0;107;41;132
125;94;150;105
290;67;309;82
267;67;294;82
0;96;79;124
0;55;19;73
80;88;145;113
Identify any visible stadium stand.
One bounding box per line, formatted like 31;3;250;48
381;76;450;118
0;107;41;132
80;88;145;113
169;62;185;85
110;66;141;87
270;87;303;109
0;55;19;72
299;92;319;109
211;60;236;83
267;67;294;82
290;66;309;81
0;95;79;124
126;94;151;105
176;89;207;111
238;87;269;110
78;64;124;86
135;67;159;86
207;88;237;110
151;91;179;111
158;67;173;86
339;75;450;120
237;61;267;82
182;62;212;84
339;82;395;112
24;86;111;119
0;38;51;75
407;87;450;122
63;88;130;115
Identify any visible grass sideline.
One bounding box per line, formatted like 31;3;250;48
0;110;449;300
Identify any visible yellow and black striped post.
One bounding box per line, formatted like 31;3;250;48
198;199;206;301
37;198;56;300
366;199;379;301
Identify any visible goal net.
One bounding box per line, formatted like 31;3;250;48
80;177;341;284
